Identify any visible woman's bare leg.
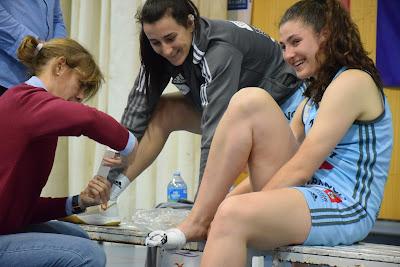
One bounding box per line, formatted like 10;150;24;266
201;189;311;267
124;93;201;180
177;87;299;240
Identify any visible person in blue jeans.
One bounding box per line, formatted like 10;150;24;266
0;36;138;266
0;221;106;267
0;0;66;96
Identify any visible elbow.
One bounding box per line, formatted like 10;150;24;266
301;174;313;185
295;168;314;186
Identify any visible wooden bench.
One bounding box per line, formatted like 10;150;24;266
80;224;202;251
81;224;400;266
271;243;400;267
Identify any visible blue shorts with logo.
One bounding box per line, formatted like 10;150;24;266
293;185;374;246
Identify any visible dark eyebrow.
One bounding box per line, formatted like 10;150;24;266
280;34;298;46
287;34;298;43
148;32;176;42
164;33;176;39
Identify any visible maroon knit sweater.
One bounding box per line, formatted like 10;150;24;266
0;84;129;234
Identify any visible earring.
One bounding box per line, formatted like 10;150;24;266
56;64;62;76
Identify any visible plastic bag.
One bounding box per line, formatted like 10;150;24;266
128;208;190;233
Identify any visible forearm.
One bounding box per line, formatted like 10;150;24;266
262;153;315;191
226;177;252;198
124;121;169;182
30;197;68;224
110;110;174;200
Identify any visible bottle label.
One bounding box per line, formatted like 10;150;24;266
167;188;187;202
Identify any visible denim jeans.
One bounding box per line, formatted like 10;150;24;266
0;221;106;267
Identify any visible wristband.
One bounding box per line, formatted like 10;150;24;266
72;195;86;214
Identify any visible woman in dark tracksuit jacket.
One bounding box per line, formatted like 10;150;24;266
108;0;306;199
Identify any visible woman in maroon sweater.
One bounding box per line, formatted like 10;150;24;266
0;36;136;266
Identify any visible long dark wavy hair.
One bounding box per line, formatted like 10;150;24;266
279;0;382;103
135;0;200;96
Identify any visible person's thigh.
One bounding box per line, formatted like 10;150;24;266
0;232;106;267
23;220;89;239
153;92;201;134
213;188;311;250
226;88;299;190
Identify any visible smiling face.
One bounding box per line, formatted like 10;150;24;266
279;20;324;79
143;15;194;66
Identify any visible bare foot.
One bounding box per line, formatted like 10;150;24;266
178;214;211;241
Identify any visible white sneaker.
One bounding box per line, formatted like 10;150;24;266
63;201;121;226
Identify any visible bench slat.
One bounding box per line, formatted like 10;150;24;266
276;243;400;263
81;224;201;251
273;251;400;267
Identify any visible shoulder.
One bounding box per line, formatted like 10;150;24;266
202;43;243;73
9;84;47;102
325;69;379;98
322;69;383;121
331;69;378;88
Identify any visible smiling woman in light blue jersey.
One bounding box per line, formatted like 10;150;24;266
107;0;305;199
143;1;393;266
298;66;392;245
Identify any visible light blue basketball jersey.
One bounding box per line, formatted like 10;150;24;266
302;68;393;230
280;82;307;121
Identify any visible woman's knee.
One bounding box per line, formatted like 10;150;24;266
151;94;200;133
81;242;106;267
68;239;106;267
211;197;245;235
228;87;277;118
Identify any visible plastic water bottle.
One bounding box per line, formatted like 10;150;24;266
167;170;188;202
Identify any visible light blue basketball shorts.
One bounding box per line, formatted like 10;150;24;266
293;185;374;246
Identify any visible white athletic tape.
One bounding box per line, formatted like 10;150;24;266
145;228;186;250
109;174;130;201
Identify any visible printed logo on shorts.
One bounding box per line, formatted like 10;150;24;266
319;160;334;170
324;189;342;203
312;189;328;202
310;191;318;201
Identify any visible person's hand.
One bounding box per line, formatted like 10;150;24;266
145;228;187;250
102;153;127;169
79;175;112;209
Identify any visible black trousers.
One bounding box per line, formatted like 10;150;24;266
0;85;7;96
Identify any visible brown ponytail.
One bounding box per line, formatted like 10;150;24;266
17;35;104;100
